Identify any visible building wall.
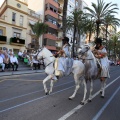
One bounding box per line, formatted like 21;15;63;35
0;0;42;53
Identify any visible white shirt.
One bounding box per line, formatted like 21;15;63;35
10;56;18;64
0;56;3;64
18;51;23;56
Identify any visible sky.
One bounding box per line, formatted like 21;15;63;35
0;0;120;31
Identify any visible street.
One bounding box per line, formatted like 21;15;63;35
0;66;120;120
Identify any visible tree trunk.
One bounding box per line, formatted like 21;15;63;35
72;26;76;57
62;0;68;37
106;25;108;50
96;23;99;38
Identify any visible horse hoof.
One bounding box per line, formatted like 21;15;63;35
46;92;49;95
88;99;92;102
101;96;104;98
68;98;72;100
80;102;84;105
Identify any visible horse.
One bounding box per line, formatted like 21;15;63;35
37;47;87;104
78;44;108;102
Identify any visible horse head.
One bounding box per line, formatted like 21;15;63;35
37;47;44;60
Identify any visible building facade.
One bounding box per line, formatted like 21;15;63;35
43;0;64;52
0;0;42;53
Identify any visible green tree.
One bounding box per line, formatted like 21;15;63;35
29;21;48;49
104;15;120;49
66;9;84;57
84;0;118;38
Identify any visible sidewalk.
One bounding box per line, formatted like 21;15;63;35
0;69;44;77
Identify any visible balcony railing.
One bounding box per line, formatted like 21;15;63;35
28;9;41;19
0;35;7;43
10;37;25;46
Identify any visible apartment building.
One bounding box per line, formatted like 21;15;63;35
0;0;42;53
43;0;64;52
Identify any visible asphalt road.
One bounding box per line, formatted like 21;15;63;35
0;66;120;120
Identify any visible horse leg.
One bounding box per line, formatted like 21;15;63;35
69;74;80;100
80;79;87;105
101;78;107;98
88;80;93;102
43;75;53;95
49;79;54;94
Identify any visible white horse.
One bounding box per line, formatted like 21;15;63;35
37;47;87;104
78;44;108;102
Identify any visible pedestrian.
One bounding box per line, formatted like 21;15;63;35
93;38;110;81
0;55;5;72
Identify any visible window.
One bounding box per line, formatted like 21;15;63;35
13;32;21;38
0;29;3;35
12;12;16;22
20;15;23;26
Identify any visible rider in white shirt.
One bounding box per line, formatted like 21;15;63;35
55;37;71;76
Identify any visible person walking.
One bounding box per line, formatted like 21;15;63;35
93;38;110;81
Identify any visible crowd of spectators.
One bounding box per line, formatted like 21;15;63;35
0;49;18;72
18;50;45;70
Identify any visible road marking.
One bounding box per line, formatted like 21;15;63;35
58;75;120;120
92;86;120;120
1;79;43;82
0;86;74;113
0;81;74;103
0;75;119;114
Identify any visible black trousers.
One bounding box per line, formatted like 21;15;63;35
10;62;18;71
33;63;40;70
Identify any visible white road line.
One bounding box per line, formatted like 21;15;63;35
0;81;74;103
58;75;120;120
0;86;74;113
92;86;120;120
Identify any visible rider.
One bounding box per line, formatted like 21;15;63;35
54;37;71;77
93;38;110;81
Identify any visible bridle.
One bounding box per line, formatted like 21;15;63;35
79;46;93;60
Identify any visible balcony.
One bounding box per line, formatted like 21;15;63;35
0;35;7;44
45;21;57;29
44;33;58;41
28;9;41;19
45;0;59;8
10;37;25;46
45;10;58;19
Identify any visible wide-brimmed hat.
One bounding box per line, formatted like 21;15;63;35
62;37;69;43
95;38;102;44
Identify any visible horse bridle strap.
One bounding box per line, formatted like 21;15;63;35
45;61;53;67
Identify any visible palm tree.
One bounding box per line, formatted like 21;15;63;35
29;21;48;49
62;0;68;37
104;15;120;49
84;0;119;38
84;18;96;43
66;9;84;57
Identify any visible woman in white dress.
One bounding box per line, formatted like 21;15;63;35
94;38;110;81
